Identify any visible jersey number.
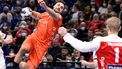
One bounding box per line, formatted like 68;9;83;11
114;48;119;63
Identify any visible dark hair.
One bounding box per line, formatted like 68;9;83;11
55;0;65;5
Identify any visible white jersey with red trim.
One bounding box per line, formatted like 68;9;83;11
63;33;122;69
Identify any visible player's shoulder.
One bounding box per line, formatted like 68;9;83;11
57;13;62;19
90;36;104;45
53;13;62;21
93;36;105;41
93;35;122;42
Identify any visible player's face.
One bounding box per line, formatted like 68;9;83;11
53;2;64;13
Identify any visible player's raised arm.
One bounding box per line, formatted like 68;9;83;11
37;0;64;20
58;27;100;52
21;7;42;20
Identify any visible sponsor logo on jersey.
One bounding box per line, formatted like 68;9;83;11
108;64;122;69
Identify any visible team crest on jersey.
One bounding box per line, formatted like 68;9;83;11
100;57;105;68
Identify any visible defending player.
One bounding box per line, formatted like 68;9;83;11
14;0;65;69
58;17;122;69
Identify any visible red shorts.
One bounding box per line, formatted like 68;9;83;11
21;35;49;69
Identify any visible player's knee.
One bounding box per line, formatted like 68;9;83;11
19;62;29;69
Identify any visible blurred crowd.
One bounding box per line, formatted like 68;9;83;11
0;0;122;68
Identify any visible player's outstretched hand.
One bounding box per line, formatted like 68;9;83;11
58;27;68;37
37;0;46;8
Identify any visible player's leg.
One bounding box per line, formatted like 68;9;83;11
14;36;32;69
24;41;48;69
13;44;30;69
14;44;29;64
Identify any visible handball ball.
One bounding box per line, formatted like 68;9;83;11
21;7;32;17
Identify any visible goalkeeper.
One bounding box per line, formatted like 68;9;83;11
14;0;64;69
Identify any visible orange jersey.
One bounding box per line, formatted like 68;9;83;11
32;12;62;47
21;12;62;69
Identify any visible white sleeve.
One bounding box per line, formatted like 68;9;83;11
63;33;100;52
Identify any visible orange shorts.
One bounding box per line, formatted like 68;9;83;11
21;35;49;69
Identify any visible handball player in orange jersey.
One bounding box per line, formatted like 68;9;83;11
14;0;65;69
